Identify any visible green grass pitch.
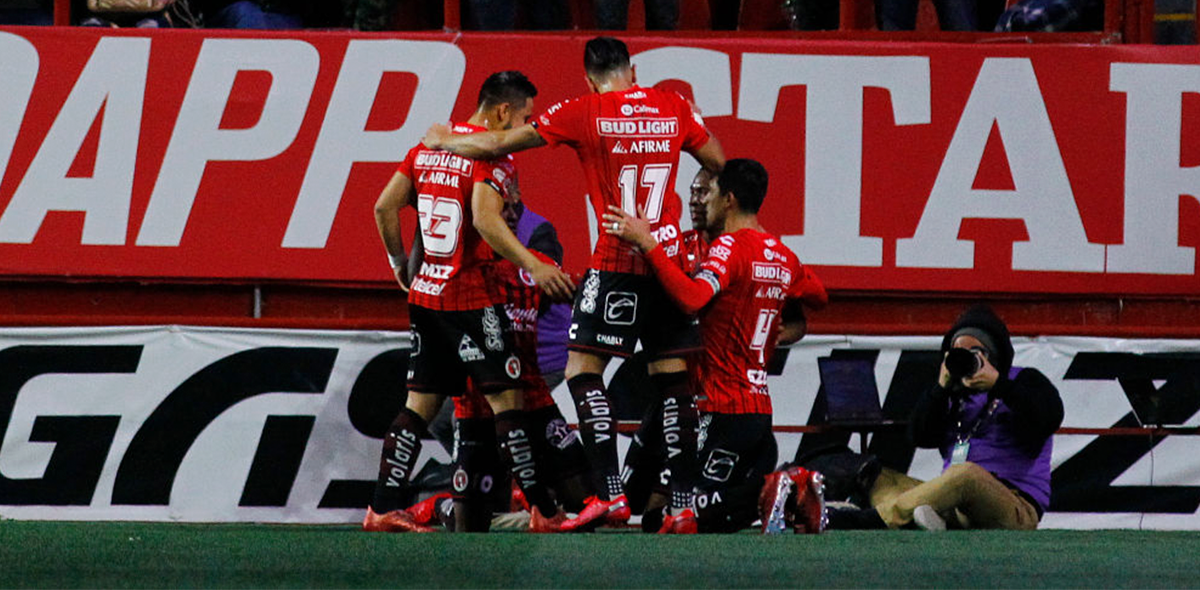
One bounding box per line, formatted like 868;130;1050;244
0;522;1196;588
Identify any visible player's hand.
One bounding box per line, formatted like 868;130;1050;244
530;261;575;302
393;265;410;293
602;205;657;252
422;123;452;150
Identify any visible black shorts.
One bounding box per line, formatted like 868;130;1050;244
568;269;700;359
407;304;522;396
696;412;777;493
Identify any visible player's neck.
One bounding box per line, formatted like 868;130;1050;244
722;212;761;235
466;110;492;130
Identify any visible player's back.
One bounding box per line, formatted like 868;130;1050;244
535;86;711;274
400;123;514;311
697;228;805;415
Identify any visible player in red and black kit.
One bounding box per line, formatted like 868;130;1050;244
423;36;725;531
604;158;829;534
446;191;594;533
366;71;575;533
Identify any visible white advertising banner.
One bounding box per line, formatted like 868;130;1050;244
1;326;1197;529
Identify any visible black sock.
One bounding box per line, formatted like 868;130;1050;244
568;373;622;500
654;371;698;511
371;407;427;513
494;410;557;517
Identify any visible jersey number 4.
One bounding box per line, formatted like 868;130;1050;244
618;164;671;223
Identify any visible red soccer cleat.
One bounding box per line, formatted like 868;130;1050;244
529;505;568;533
510;485;530;513
560;495;631;532
362;506;438;533
787;468;827;534
657;508;698;534
405;493;452;526
759;470;794;535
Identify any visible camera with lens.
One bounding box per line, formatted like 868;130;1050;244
944;348;982;380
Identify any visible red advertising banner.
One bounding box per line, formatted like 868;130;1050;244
0;28;1198;295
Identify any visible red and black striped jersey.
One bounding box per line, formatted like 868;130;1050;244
692;229;826;415
532;86;711;275
398;123;515;311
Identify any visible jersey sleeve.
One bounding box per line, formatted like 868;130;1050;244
788;261;828;310
473;159;512;199
532;98;586;148
644;245;716;315
694;234;739;296
395;144;420;178
675;92;712;153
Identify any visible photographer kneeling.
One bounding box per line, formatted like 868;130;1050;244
829;304;1063;531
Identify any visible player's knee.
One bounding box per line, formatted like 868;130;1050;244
405;392;444;421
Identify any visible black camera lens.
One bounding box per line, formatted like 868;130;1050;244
945;348;981;379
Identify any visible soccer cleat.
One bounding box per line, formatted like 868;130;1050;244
405;492;452;526
510;485;530;513
529;506;568;533
787;468;827;534
362;506;438;533
759;470;794;535
657;508;698;534
559;495;631;532
912;505;947;532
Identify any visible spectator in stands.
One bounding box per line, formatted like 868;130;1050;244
196;0;339;28
782;0;839;30
827;304;1063;531
994;0;1102;32
0;0;53;25
875;0;1005;31
463;0;568;29
596;0;677;29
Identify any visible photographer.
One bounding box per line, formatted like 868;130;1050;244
829;304;1062;531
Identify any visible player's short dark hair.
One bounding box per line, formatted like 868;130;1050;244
584;37;631;77
477;70;538;109
718;159;769;213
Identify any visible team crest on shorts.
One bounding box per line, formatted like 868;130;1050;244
452;467;469;492
505;355;521;379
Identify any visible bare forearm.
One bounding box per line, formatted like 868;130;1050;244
476;215;540;271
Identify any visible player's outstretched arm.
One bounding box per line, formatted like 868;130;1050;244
603;205;715;314
472;182;575;301
423;123;547;160
374;171;414;291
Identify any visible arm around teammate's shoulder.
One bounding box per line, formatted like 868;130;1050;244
423;123;547;160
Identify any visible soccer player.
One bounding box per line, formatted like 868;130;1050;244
365;70;574;533
422;36;725;531
603;158;828;534
445;190;595;533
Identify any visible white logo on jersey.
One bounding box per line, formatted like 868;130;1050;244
611;141;628;154
596;118;678;138
751;263;792;285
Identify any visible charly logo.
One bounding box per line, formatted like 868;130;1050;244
604;291;637;325
482;307;503;351
580;270;600;314
703;449;739;483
